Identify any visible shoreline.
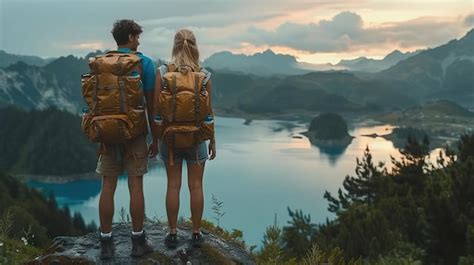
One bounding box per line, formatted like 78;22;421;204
16;110;462;184
214;107;377;125
16;171;101;184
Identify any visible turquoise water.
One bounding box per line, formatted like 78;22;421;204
28;116;440;247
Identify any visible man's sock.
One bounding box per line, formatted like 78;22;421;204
132;230;144;236
100;231;112;238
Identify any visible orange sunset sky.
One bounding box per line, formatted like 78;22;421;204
1;0;473;64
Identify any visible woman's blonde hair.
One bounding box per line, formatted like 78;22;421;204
171;29;200;71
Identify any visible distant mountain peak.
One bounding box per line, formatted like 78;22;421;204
337;56;370;64
262;49;276;55
462;28;474;41
0;50;55;68
336;49;420;72
45;54;83;67
384;50;403;60
212;50;233;56
203;49;302;76
85;50;106;59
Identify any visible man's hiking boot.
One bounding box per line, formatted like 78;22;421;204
191;231;204;248
164;233;178;249
99;235;114;260
131;231;154;257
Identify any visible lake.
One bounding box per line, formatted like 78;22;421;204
28;116;443;248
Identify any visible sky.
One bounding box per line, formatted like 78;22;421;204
0;0;473;64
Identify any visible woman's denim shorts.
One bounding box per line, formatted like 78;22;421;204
159;140;209;165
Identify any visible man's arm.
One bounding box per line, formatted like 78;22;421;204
141;57;157;143
144;90;155;137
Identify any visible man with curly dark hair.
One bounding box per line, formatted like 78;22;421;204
96;19;156;260
111;19;143;46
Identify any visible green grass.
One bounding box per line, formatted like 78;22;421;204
0;237;42;265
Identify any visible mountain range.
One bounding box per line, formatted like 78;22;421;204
203;49;306;76
0;28;473;115
0;56;88;113
335;49;422;73
0;50;55;68
207;28;474;113
203;48;421;75
376;28;474;106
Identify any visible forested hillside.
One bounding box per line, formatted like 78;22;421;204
0;107;97;175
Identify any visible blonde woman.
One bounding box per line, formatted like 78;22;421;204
150;29;216;248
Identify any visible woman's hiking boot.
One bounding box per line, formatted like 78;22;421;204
131;231;154;257
191;231;204;248
164;233;178;249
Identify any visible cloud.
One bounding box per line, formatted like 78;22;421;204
140;25;248;61
242;11;468;53
465;13;474;27
0;0;470;61
245;12;368;53
70;42;105;51
374;17;464;49
140;12;283;29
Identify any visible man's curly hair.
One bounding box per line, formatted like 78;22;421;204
111;19;143;45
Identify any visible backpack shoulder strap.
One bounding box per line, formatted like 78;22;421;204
200;67;212;86
158;64;168;80
105;50;118;55
158;63;179;76
167;63;177;72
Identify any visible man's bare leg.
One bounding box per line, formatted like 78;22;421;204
99;175;118;233
128;175;145;232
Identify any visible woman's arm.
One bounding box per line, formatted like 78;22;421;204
147;70;162;158
207;80;213;114
206;78;217;160
206;79;215;142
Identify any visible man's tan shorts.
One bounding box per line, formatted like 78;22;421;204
95;134;149;177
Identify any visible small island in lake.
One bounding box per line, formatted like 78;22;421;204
302;113;354;148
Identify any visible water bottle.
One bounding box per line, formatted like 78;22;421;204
154;115;163;125
204;114;214;125
81;108;89;116
130;71;140;78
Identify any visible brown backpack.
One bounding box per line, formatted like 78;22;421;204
155;63;214;165
81;51;147;145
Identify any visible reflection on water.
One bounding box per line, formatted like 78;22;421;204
314;144;350;165
26;117;442;247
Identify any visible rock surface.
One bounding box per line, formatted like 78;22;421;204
28;222;255;265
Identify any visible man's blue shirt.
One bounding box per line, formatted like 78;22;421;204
116;47;155;91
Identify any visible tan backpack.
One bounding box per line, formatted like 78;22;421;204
155;63;214;165
81;51;148;145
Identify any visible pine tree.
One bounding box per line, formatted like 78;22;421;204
324;146;387;213
282;208;316;259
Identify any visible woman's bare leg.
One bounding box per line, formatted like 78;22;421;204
165;162;183;234
187;162;205;233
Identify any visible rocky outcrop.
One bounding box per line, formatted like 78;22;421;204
28;222;255;265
